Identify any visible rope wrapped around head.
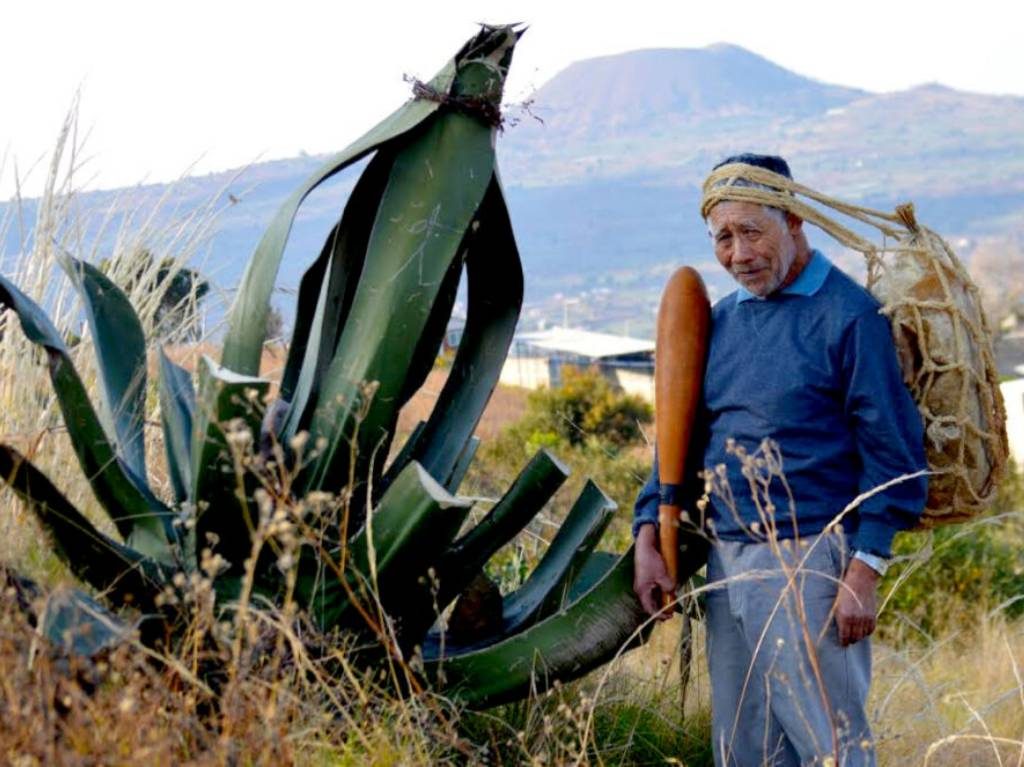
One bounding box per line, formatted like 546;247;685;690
697;159;1010;526
700;163;903;253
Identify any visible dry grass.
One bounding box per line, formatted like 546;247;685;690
0;579;478;765
396;367;529;442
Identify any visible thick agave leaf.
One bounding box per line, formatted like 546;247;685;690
436;449;568;610
419;479;610;651
500;480;617;631
298;461;473;632
565;550;619;604
399;175;524;491
0;445;169;609
40;585;136;656
426;548;649;709
380;420;426;490
219;56;460;377
59;257;148;482
4;570;135;656
278;149;396;438
430;534;709;708
157;349;196;505
394;252;464;414
0;276;171;559
191;356;270;570
445;436;480;493
301;117;495;496
399;449;569;647
301;29;521;503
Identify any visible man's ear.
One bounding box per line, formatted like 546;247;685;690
785;211;804;236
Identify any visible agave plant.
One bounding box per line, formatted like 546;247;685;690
0;24;704;708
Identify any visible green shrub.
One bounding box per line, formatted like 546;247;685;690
518;365;653;448
879;462;1024;641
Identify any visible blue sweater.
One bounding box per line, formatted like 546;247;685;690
633;252;927;557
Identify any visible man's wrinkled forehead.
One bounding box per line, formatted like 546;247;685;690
706;200;785;234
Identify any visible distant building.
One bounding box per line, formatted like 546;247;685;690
1002;378;1024;470
990;322;1024;470
500;326;655;401
994;331;1024;379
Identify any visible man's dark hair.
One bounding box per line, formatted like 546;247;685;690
713;153;792;179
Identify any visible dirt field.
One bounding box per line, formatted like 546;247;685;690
160;346;528;441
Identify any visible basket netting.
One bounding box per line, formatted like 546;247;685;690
702;164;1010;526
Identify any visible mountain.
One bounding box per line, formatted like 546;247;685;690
510;44;864;141
4;44;1024;338
500;49;1024;196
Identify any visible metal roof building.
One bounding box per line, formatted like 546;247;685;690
512;327;655;362
501;326;655;400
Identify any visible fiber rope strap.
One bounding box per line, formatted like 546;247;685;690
701;163;1009;526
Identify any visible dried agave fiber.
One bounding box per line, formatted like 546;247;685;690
701;163;1009;525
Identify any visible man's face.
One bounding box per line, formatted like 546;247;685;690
707;201;799;297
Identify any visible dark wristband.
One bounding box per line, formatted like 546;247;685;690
659;483;685;506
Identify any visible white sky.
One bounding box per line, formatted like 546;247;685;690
2;0;1022;199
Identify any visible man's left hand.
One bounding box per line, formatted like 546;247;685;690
834;558;879;646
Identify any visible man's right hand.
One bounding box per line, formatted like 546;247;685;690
633;524;676;620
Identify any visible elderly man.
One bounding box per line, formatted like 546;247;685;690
632;154;927;766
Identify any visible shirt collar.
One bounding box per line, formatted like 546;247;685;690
735;249;831;304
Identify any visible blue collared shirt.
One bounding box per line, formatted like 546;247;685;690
634;251;927;557
735;249;832;304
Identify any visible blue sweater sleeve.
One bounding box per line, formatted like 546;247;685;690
842;308;928;557
632;452;660;538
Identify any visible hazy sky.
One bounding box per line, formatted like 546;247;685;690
3;0;1022;198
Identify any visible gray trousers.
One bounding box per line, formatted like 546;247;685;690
706;534;875;767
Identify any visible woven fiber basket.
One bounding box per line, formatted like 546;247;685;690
866;205;1009;524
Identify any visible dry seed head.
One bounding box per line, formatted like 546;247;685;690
200;549;227;578
225;423;253;449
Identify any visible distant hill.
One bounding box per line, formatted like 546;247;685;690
512;44;864;140
4;44;1024;338
500;49;1024;197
